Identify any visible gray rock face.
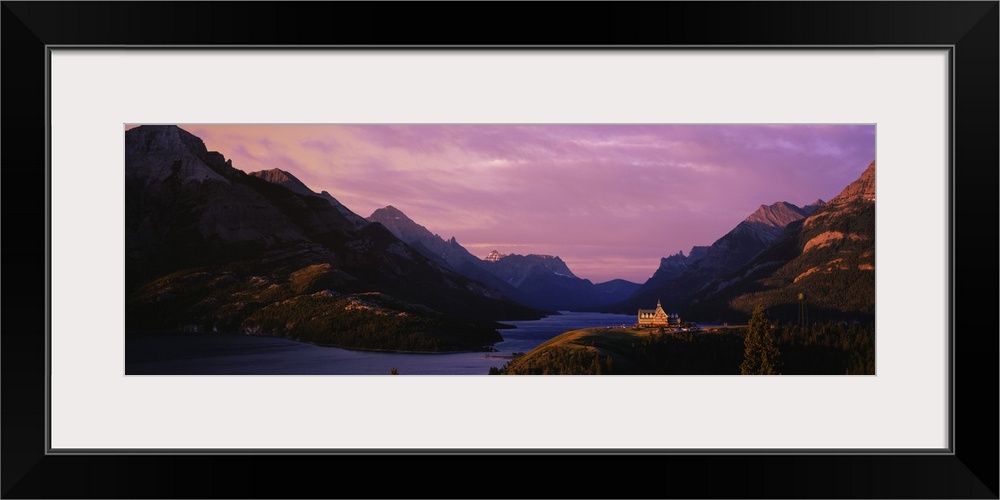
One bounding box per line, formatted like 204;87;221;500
125;124;229;184
126;126;309;253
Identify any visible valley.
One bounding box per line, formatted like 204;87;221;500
124;124;875;374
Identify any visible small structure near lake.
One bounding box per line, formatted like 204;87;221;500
637;299;681;328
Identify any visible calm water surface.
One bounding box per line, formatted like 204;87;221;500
126;312;636;375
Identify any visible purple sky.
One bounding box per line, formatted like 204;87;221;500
154;124;875;283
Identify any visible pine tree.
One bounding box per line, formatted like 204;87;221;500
740;304;782;375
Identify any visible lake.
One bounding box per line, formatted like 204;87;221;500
125;311;636;375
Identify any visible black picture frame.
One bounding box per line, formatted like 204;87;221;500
3;2;996;498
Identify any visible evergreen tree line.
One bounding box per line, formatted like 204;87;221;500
493;348;614;375
738;304;875;375
770;318;875;375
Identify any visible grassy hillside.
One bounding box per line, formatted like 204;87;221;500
495;320;874;375
496;326;744;375
127;258;504;352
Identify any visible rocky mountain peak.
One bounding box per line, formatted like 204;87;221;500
744;201;809;228
649;248;704;283
367;206;443;249
656;252;688;269
249;168;311;194
126;125;208;156
484;250;506;262
369;206;417;225
125;125;230;184
251;168;294;183
829;161;876;204
661;250;688;263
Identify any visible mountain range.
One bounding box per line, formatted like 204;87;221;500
685;161;876;322
621;161;875;323
621;199;825;313
368;207;640;311
366;205;527;303
125;125;542;352
479;252;640;311
126;125;875;345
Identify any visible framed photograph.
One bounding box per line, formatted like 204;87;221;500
121;121;877;379
4;2;996;498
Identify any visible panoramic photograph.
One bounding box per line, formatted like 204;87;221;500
125;124;876;375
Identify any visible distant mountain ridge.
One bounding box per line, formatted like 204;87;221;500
479;252;639;311
367;206;526;302
649;247;710;283
621;200;823;312
484;250;506;262
483;253;577;284
367;205;639;311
